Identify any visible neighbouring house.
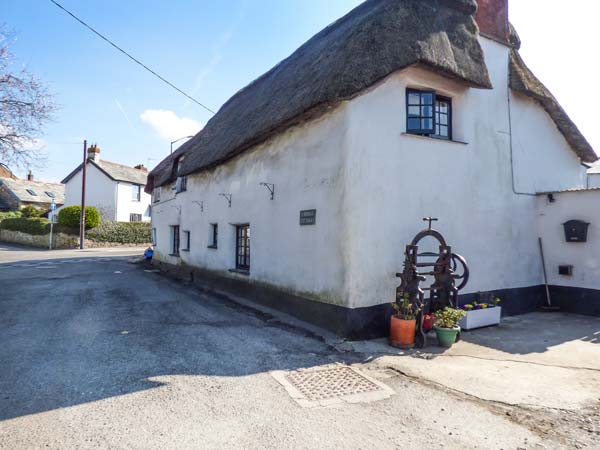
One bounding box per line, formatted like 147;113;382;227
0;171;65;212
0;163;17;180
60;144;151;222
146;0;598;338
586;160;600;188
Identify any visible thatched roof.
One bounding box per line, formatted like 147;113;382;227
147;0;492;191
509;49;597;163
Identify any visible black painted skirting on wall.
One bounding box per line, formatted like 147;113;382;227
153;261;599;339
548;285;600;316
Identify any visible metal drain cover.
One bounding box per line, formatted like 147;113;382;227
271;365;394;408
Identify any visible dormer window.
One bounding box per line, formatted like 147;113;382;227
406;89;452;140
153;187;161;203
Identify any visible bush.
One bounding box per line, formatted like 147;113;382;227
21;205;43;218
0;211;22;221
58;205;100;228
0;217;50;235
87;221;152;244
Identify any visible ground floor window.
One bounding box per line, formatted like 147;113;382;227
171;225;180;256
208;223;218;248
182;230;190;251
235;224;250;271
152;228;157;245
130;213;142;222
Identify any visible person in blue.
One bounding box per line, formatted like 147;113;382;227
144;247;154;260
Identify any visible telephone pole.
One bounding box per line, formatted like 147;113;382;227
79;140;87;249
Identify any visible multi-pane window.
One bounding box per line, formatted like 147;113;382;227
132;185;141;202
406;89;452;140
130;213;142;222
182;231;190;251
171;225;180;256
235;224;250;271
153;187;161;203
176;176;187;193
208;223;218;248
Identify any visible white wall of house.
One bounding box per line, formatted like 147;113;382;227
62;164;117;220
151;108;348;304
151;36;588;310
115;182;151;222
588;174;600;188
537;190;600;290
61;164;150;222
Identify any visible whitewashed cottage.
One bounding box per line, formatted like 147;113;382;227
60;144;151;222
146;0;598;337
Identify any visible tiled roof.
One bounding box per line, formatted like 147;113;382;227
0;177;65;204
62;159;148;185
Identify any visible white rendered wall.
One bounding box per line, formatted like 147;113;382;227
151;108;348;304
61;164;117;220
588;174;600;188
115;182;151;222
340;38;587;308
151;37;588;310
537;190;600;290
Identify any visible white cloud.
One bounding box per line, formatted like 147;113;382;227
140;109;203;141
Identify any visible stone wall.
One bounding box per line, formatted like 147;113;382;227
0;229;148;249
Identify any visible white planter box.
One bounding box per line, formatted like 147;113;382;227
459;307;501;330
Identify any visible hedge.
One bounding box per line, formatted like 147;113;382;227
0;211;22;221
0;217;50;235
21;205;43;218
87;221;152;244
58;205;100;228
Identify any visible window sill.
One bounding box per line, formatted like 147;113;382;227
229;268;250;276
169;253;180;257
181;249;190;252
401;133;468;145
207;245;218;250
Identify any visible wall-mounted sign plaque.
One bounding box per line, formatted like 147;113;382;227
300;209;316;226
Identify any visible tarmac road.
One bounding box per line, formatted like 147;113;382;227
0;245;547;449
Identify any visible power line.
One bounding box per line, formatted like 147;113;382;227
48;0;216;115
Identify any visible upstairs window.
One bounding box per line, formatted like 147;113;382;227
176;176;187;193
406;89;452;140
132;185;141;202
26;189;37;196
153;187;161;203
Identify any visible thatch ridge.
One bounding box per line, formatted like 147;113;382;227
146;0;492;192
509;49;597;163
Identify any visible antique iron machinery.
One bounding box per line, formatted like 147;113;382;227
396;218;469;348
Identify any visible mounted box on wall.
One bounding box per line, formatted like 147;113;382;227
563;220;590;243
558;265;573;276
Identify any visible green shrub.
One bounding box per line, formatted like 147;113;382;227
0;217;50;235
21;205;43;218
87;221;152;244
58;205;100;228
0;211;22;221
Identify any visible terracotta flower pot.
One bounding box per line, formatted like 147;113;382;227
389;315;416;349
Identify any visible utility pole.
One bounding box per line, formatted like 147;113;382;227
79;140;87;250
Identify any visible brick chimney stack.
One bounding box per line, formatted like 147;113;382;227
27;170;34;181
87;144;101;163
134;164;148;172
476;0;509;44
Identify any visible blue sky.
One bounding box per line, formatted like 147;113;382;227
3;0;599;181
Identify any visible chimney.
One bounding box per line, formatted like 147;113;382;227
134;164;148;172
27;170;34;181
475;0;509;44
87;143;101;163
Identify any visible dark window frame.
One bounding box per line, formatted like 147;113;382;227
406;88;452;140
208;223;218;249
26;189;37;196
153;187;161;203
171;225;180;256
45;191;55;198
129;213;142;222
176;176;187;193
182;230;191;251
235;224;250;272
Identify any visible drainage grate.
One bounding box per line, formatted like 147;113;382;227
271;365;394;408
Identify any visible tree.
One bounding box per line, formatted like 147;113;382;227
0;26;55;168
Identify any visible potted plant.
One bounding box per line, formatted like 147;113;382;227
459;297;501;330
433;307;466;348
390;295;421;349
